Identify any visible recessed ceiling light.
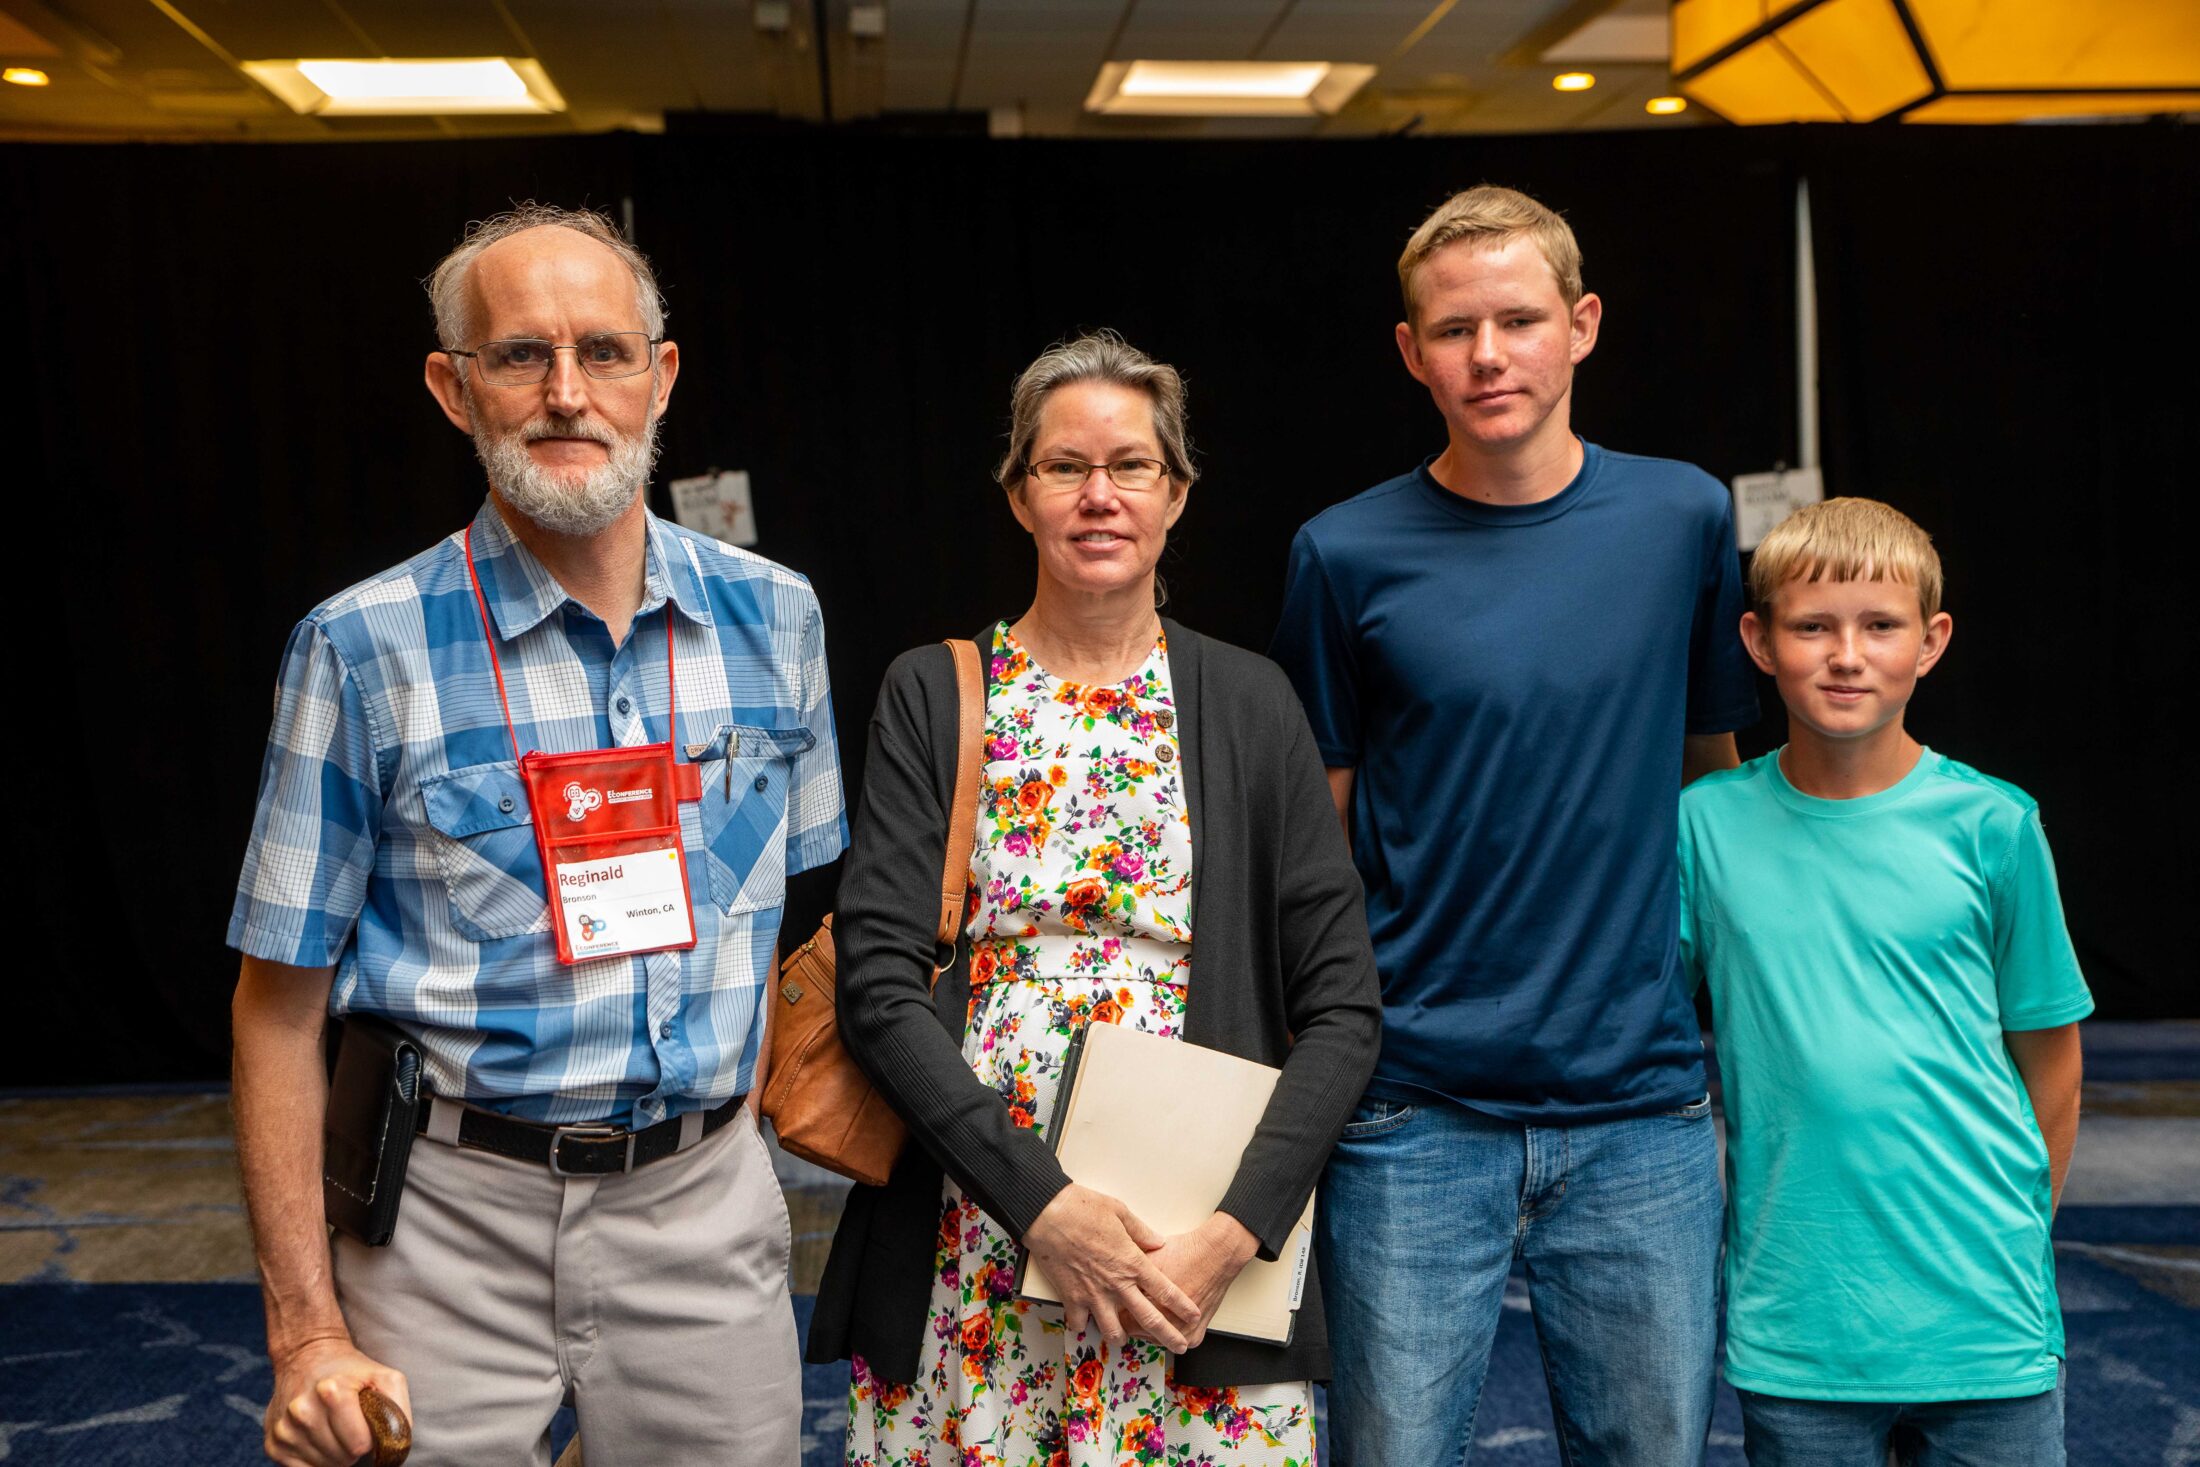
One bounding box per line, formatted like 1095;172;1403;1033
1086;60;1377;117
1553;72;1597;92
1646;95;1689;114
240;57;565;116
1120;62;1330;100
3;67;50;87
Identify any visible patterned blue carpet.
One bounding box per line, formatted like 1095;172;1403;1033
4;1022;2195;1464
3;1249;2195;1465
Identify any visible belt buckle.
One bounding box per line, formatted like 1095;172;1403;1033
549;1123;636;1177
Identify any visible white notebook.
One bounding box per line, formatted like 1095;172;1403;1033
1018;1021;1314;1346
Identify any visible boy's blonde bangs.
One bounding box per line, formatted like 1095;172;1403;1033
1398;185;1584;320
1749;497;1943;618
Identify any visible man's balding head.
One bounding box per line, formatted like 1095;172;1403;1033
426;204;665;363
421;205;679;540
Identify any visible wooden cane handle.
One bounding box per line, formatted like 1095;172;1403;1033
357;1384;412;1466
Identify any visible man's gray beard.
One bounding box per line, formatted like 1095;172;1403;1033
474;409;662;538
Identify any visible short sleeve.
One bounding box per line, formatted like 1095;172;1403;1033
227;620;385;968
1676;821;1705;997
785;595;849;876
1993;808;2093;1030
1269;528;1362;766
1687;494;1760;735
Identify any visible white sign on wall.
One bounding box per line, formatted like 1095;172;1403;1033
668;469;758;547
1731;466;1825;552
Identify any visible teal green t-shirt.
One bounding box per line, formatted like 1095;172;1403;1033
1678;748;2093;1402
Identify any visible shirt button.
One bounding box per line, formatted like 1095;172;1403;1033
1157;744;1175;763
498;796;515;813
659;1021;673;1039
754;775;769;792
616;697;633;716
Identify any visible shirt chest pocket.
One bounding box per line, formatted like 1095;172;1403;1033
418;763;551;941
693;723;812;915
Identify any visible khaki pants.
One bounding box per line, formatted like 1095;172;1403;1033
333;1108;800;1466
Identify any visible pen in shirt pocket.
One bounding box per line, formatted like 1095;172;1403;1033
682;735;732;802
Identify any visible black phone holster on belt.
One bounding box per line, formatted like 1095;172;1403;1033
322;1014;427;1247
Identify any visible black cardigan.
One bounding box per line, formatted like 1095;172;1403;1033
805;619;1382;1387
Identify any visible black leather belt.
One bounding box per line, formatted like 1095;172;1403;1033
415;1093;746;1177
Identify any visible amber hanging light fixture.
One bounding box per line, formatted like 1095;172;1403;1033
1671;0;2200;124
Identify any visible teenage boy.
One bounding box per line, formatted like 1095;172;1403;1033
1271;184;1758;1465
1680;496;2089;1466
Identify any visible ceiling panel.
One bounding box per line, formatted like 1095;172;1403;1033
320;3;519;58
1390;0;1581;71
0;0;253;136
1434;62;1676;129
1544;0;1670;63
881;0;969;110
12;0;2157;142
1113;0;1288;60
0;69;141;135
150;0;515;60
883;61;961;114
29;0;234;70
160;4;366;60
0;10;58;55
1263;0;1444;63
517;0;772;115
954;0;1122;107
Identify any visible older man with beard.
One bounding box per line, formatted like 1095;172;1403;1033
227;204;845;1467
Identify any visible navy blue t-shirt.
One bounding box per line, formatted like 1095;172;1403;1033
1271;442;1758;1122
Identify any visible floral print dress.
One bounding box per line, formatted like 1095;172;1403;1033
846;622;1316;1467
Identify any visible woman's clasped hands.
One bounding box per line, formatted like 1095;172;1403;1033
1023;1183;1261;1353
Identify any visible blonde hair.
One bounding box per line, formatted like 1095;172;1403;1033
1397;185;1584;320
1749;497;1944;618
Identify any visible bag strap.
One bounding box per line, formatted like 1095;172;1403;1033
932;639;985;973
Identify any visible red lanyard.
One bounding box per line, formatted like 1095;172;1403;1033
463;523;677;761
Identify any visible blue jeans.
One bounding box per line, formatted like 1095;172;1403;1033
1317;1091;1721;1466
1737;1368;2066;1467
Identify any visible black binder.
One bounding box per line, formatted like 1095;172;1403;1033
322;1014;426;1247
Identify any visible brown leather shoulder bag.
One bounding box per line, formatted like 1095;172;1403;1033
759;638;983;1186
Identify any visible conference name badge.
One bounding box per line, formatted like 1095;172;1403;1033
515;744;706;966
554;846;694;960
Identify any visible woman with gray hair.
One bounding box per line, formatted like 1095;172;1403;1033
808;330;1381;1464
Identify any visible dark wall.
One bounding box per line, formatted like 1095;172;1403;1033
5;123;2189;1086
1800;126;2197;1025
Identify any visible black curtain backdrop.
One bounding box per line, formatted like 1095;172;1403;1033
5;124;2188;1087
1799;126;2197;1032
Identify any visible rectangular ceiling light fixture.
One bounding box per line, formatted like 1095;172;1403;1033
1086;60;1377;116
1544;0;1672;65
241;57;566;116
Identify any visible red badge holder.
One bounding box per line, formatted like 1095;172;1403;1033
466;525;705;965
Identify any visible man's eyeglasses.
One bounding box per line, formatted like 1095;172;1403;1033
1023;457;1171;492
447;333;664;386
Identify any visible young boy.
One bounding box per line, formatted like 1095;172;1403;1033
1679;497;2090;1466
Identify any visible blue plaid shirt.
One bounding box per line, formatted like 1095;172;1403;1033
229;500;846;1126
